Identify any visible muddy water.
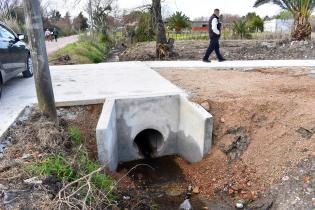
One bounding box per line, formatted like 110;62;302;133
118;156;208;210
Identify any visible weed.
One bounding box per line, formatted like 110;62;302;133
68;127;83;146
25;127;114;208
26;155;76;181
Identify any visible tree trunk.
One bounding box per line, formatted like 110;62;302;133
23;0;58;123
291;14;312;41
152;0;176;59
152;0;167;44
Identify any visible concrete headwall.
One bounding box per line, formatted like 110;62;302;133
115;95;180;162
96;94;213;171
178;97;213;162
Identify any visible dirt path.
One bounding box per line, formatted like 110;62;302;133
45;35;79;56
159;67;315;209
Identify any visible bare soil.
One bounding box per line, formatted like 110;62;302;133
159;67;315;209
119;39;315;61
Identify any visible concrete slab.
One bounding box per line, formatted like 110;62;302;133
146;60;315;69
0;61;184;137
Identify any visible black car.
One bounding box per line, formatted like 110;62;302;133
0;22;33;98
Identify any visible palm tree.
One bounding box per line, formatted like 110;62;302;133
233;19;251;39
167;11;191;33
254;0;315;40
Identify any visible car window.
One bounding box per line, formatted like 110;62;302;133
0;25;15;40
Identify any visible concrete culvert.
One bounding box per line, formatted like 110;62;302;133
134;129;164;159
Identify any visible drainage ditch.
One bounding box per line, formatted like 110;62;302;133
117;156;208;209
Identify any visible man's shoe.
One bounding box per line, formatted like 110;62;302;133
202;59;211;63
218;58;226;62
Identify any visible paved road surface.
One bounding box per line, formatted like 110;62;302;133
46;35;79;55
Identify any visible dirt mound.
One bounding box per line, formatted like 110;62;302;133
159;67;315;208
119;39;315;61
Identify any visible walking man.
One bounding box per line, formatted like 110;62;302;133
203;9;226;62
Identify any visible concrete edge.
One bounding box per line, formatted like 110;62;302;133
183;97;213;156
96;99;118;171
146;60;315;70
178;96;213;162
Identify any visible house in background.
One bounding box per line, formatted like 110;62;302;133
264;19;294;33
191;21;208;32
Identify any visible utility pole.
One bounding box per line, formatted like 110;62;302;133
23;0;58;123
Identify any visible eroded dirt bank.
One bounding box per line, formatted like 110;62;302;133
159;67;315;209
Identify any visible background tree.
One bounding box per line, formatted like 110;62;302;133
276;10;293;20
49;9;62;25
254;0;315;40
166;11;191;33
152;0;167;45
135;12;155;42
152;0;175;59
232;19;251;39
245;12;264;32
73;12;89;32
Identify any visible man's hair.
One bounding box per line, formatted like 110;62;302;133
214;9;220;13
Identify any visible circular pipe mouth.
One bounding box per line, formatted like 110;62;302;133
134;129;164;159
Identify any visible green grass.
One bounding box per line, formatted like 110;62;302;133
25;127;114;204
166;31;209;40
49;35;108;64
68;127;83;146
26;154;76;181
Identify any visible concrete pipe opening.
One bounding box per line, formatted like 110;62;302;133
134;129;164;159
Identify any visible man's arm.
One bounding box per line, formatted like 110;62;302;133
212;18;220;35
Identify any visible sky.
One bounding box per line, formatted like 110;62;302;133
48;0;283;19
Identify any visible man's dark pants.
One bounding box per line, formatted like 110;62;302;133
203;36;223;61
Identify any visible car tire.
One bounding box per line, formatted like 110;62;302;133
22;55;33;78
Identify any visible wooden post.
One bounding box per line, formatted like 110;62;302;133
23;0;58;123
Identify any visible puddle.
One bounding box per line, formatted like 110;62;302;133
118;156;208;209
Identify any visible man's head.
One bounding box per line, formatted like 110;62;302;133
214;9;220;17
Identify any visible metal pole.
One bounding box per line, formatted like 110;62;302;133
23;0;58;123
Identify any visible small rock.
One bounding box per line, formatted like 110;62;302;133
220;117;225;123
24;177;42;185
193;186;199;194
282;176;289;181
22;154;32;160
200;101;210;111
236;201;244;209
123;195;130;200
202;207;208;210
